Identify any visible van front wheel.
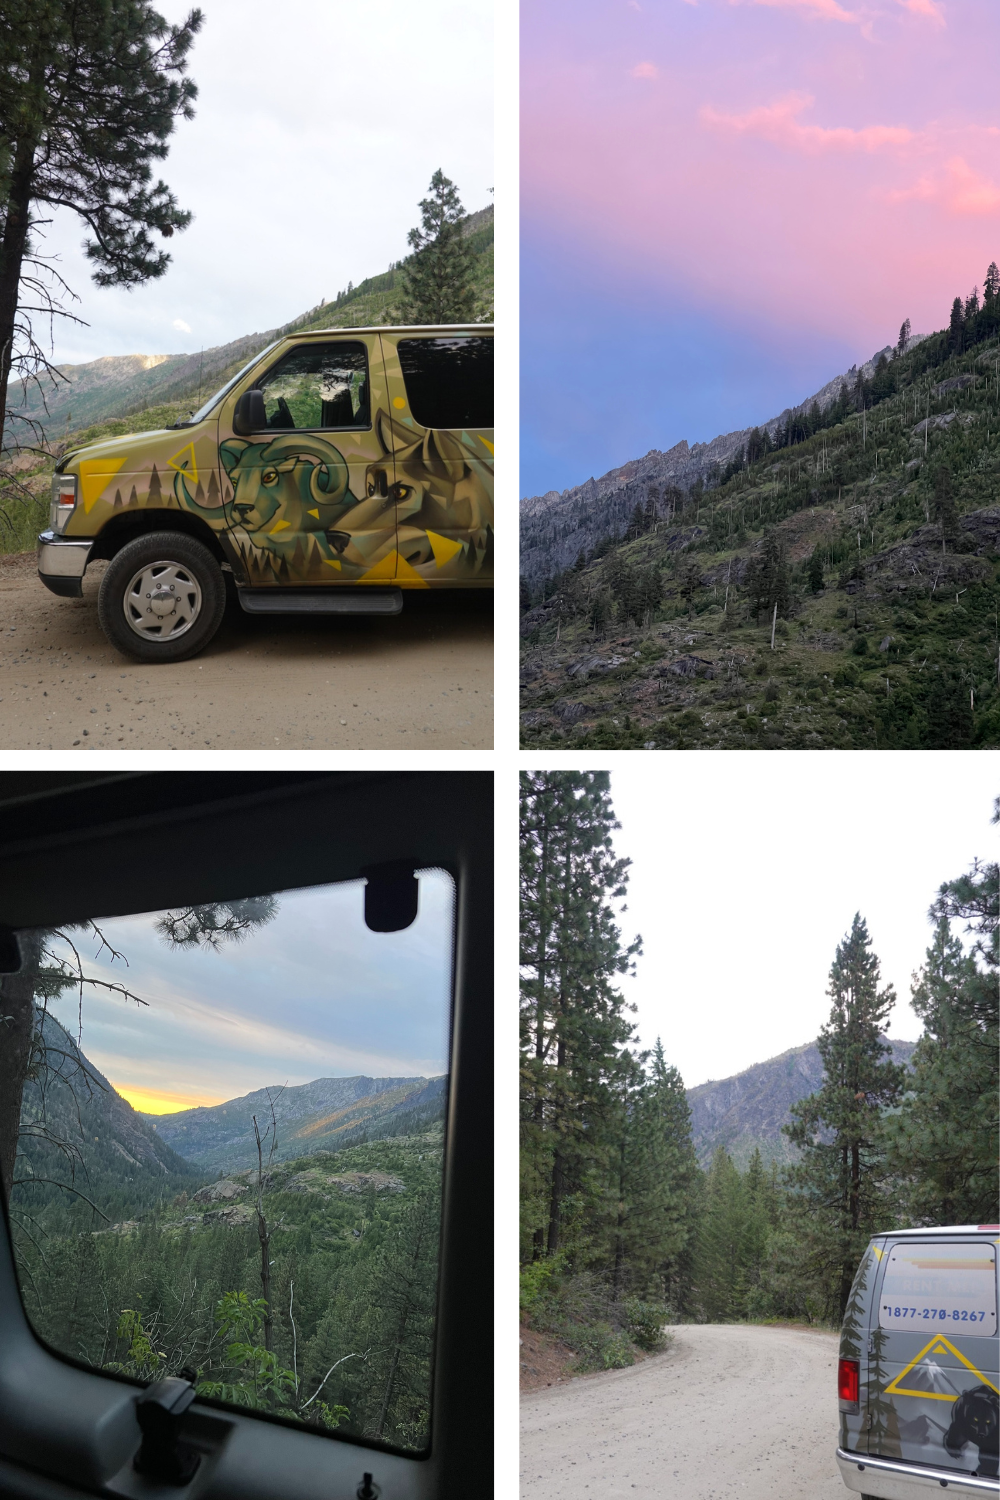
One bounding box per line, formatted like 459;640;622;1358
98;532;226;662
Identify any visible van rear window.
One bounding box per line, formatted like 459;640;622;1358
877;1242;997;1336
397;337;493;429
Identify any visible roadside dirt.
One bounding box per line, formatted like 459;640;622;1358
0;553;492;749
520;1322;845;1500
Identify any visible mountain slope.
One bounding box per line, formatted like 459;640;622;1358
520;335;929;586
12;1011;201;1233
686;1038;917;1170
12;204;494;444
520;309;1000;749
143;1074;447;1175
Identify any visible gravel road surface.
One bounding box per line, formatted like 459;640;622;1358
0;554;491;749
521;1323;846;1500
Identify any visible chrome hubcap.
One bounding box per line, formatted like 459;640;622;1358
123;560;202;641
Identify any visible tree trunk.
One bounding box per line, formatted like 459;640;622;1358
0;930;42;1208
547;1149;564;1256
0;135;37;448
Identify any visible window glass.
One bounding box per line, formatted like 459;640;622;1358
397;336;492;429
256;343;370;430
187;343;280;424
7;871;453;1453
878;1242;997;1335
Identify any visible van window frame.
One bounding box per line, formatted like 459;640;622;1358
0;771;492;1500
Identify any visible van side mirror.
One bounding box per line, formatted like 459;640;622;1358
232;389;267;436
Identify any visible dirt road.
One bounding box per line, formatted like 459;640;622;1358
520;1323;845;1500
0;553;492;749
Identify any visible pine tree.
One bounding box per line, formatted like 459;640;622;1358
896;318;911;357
607;1041;696;1304
985;263;1000;305
519;773;641;1261
807;550;824;594
0;0;202;446
744;528;791;624
679;558;701;619
881;914;998;1222
393;170;478;324
784;915;906;1321
948;296;965;354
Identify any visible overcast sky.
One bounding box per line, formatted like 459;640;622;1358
39;0;493;366
605;756;997;1091
44;871;454;1113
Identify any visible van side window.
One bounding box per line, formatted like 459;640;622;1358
397;337;493;429
8;871;454;1453
877;1242;997;1336
255;342;370;430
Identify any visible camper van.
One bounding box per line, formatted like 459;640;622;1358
837;1225;999;1498
37;327;493;661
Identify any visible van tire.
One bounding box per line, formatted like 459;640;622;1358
98;531;226;663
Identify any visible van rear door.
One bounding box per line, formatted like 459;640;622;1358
870;1237;999;1477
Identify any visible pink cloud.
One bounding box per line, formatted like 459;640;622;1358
889;156;1000;215
896;0;945;24
727;0;860;23
700;91;915;152
632;61;659;78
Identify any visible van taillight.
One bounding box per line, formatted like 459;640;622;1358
838;1358;859;1405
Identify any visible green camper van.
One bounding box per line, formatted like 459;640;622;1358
837;1224;999;1499
37;325;493;661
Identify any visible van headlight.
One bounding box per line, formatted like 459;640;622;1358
50;474;77;532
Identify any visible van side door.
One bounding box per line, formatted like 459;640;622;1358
378;332;493;587
218;336;396;587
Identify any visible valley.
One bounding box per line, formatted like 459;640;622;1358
10;1014;447;1451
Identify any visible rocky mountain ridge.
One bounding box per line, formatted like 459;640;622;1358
686;1037;917;1170
520;335;929;585
143;1073;447;1174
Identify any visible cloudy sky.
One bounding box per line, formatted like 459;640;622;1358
603;755;996;1089
43;871;454;1113
521;0;1000;496
40;0;493;366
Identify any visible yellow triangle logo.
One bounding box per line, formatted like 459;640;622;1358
478;435;494;455
425;529;463;567
884;1335;999;1401
167;444;199;486
308;508;320;519
79;457;126;513
323;557;342;571
269;519;291;534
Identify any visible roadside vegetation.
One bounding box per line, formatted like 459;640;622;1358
519;774;999;1367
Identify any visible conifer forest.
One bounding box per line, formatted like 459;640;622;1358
519;773;1000;1371
1;911;444;1454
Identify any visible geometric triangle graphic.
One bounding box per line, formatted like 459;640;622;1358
167;443;199;486
884;1335;999;1402
79;457;126;513
425;529;464;567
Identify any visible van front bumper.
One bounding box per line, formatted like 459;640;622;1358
37;531;94;598
837;1448;997;1497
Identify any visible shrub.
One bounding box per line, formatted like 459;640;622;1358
852;635;869;656
763;683;779;703
624;1298;668;1351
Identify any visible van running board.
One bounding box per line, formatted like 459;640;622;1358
238;588;402;616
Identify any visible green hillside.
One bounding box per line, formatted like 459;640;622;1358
521;278;1000;750
1;205;493;554
14;1129;443;1450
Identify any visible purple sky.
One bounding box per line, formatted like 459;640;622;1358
521;0;1000;495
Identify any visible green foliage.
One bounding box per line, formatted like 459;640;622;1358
393;171;480;324
783;916;906;1321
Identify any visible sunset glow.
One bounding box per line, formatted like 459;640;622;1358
521;0;1000;494
111;1084;226;1115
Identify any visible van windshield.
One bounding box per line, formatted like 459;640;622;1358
180;344;281;426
